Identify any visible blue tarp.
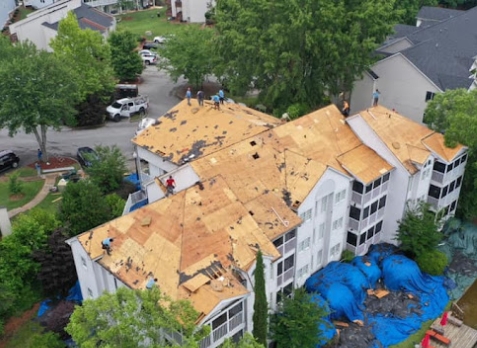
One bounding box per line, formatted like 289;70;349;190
124;173;141;190
310;294;336;345
37;299;52;317
38;281;83;317
305;245;449;348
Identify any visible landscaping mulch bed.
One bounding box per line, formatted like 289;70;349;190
27;156;78;171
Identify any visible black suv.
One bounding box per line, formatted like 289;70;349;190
0;150;20;172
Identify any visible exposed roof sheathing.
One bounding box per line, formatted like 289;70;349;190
355;106;464;172
77;176;281;319
337;145;393;185
133;100;282;165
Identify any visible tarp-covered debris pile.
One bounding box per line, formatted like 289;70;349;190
305;243;449;348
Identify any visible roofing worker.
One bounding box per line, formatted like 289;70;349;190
185;87;192;106
218;89;225;104
146;277;158;290
166;175;176;196
101;238;114;255
373;89;380;107
342;100;350;117
212;94;220;110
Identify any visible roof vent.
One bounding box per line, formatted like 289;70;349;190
252;152;260;160
249;211;254;216
250;140;257;146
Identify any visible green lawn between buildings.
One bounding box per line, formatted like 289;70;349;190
0;178;44;210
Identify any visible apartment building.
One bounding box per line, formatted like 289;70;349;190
69;101;466;347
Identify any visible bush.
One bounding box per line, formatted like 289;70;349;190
286;103;311;119
8;172;23;195
416;249;448;275
341;249;355;263
87;145;127;194
106;193;126;218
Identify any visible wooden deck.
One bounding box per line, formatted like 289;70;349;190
429;318;477;348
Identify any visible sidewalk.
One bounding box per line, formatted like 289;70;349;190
7;174;57;218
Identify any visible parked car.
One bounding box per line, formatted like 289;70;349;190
138;49;154;56
0;149;20;172
141;53;158;65
142;42;159;50
106;95;149;122
77;147;99;167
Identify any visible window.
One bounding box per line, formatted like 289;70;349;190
456;176;463;188
81;257;87;269
317;250;323;265
332;217;343;230
284;255;294;271
378;196;387;209
297;264;309;279
450;200;457;212
300;209;312;222
447;163;454;173
330;243;341;256
370;201;378;214
229;302;243;318
359;233;366;245
277;262;283;276
320;196;328;212
441;186;448;198
365;184;372;193
285;229;296;241
347;232;357;246
462;154;468;163
433;161;446;173
449;181;455;193
373;177;381;189
425;91;435;101
318;223;325;239
335;189;346;203
349;206;361;220
363;206;370;219
298;237;311;252
212;313;227;329
87;288;93;298
428;185;441;199
382;172;390;183
352;181;364;194
367;226;374;240
375;221;383;233
273;237;283;248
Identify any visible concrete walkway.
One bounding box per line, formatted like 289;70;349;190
7;174;57;218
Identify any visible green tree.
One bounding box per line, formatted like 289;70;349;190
394;0;438;25
214;0;399;113
87;145;128;194
269;289;330;348
396;202;443;258
50;11;115;126
0;41;80;160
438;0;477;9
58;180;112;236
108;30;143;82
222;333;264;348
424;88;477;219
105;193;126;218
415;249;448;275
66;287;210;347
158;27;217;88
8;172;23;195
252;250;268;345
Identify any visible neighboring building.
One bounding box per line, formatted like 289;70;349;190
24;0;121;13
350;6;477;124
69;101;466;347
166;0;212;22
23;0;55;10
1;0;16;30
9;0;116;51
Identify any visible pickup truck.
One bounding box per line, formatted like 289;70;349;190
106;96;149;122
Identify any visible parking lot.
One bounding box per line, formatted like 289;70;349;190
0;66;184;170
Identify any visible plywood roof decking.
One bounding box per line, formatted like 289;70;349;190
337;145;393;185
132;99;282;165
356;106;465;173
77;176;280;318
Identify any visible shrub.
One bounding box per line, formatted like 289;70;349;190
341;250;355;263
106;193;126;218
416;249;448;275
286;103;311;119
8;172;23;195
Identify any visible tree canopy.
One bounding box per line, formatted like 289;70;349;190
108;30;143;82
269;289;330;348
66;287;209;347
158;27;217;88
396;202;443;258
0;37;80;159
214;0;399;113
87;145;128;194
222;333;264;348
252;250;267;346
424;88;477;219
50;11;115;126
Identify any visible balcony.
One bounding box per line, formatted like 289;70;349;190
276;266;294;287
84;0;118;7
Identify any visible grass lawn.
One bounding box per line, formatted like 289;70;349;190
116;8;199;39
14;167;37;178
18;6;35;21
34;192;62;214
0;179;44;210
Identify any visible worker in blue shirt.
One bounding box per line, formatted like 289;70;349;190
146;277;158;290
213;94;220;110
185;87;192;106
101;238;114;255
372;89;380;107
218;89;225;104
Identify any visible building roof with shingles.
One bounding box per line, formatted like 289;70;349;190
379;6;477;91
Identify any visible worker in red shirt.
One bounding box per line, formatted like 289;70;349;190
166;175;176;196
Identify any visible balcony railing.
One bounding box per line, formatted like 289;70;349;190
212;322;228;342
276;266;294;287
229;312;243;331
84;0;118;7
123;190;147;215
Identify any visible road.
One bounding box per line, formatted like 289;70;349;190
0;66;184;169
